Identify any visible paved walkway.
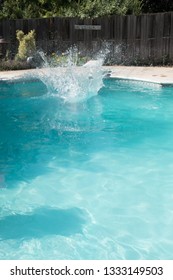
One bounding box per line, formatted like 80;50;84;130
0;66;173;85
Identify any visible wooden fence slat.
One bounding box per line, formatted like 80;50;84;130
169;13;173;62
84;18;92;47
126;15;136;62
114;15;122;44
140;14;148;61
92;17;101;41
155;13;164;62
163;12;171;37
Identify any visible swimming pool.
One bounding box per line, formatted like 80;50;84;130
0;73;173;260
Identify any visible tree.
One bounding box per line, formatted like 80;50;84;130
0;0;142;19
0;0;42;19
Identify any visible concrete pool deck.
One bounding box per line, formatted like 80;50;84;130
0;66;173;86
104;66;173;86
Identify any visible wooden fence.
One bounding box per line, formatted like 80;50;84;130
0;12;173;65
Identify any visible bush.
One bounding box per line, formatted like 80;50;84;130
0;59;34;71
15;30;36;61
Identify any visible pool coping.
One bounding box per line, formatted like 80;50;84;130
103;66;173;87
0;66;173;86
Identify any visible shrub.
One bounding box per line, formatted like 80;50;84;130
0;59;34;71
15;30;36;61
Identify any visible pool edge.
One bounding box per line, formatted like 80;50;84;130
1;66;173;87
104;66;173;87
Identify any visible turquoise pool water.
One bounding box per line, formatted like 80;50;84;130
0;77;173;260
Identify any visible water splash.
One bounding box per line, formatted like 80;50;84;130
36;47;109;103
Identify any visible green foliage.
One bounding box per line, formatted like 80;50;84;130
0;0;142;19
78;0;118;18
118;0;142;15
0;0;41;19
46;52;89;67
5;0;173;19
0;59;34;70
50;0;142;18
15;30;36;61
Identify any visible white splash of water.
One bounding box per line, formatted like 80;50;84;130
36;48;109;103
